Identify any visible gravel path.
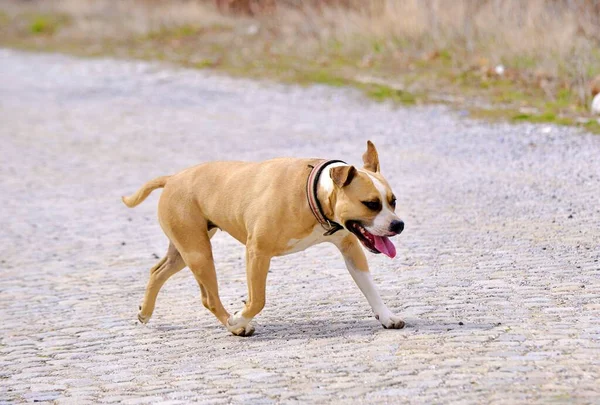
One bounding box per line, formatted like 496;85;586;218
1;49;599;404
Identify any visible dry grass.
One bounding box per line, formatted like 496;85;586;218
268;0;600;104
1;0;600;131
0;0;231;37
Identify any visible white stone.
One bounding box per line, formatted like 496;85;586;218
591;93;600;115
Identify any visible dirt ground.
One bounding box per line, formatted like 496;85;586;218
1;49;599;404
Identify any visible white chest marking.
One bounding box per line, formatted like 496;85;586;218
318;162;345;223
283;225;329;255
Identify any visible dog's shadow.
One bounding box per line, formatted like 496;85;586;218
251;317;501;341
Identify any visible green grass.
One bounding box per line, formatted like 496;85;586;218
512;112;572;125
365;84;418;105
304;70;349;87
193;59;218;69
472;108;600;134
28;14;68;35
584;119;600;134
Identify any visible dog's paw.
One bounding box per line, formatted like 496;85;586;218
376;313;405;329
137;311;151;324
229;323;255;337
137;305;151;324
227;312;255;337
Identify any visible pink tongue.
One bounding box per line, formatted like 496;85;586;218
373;236;396;258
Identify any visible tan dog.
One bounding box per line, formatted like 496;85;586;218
122;141;405;336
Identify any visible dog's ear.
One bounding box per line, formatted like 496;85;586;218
331;165;357;188
362;140;380;172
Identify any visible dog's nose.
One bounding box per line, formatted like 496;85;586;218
389;220;404;235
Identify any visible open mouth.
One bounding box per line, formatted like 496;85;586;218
346;221;397;258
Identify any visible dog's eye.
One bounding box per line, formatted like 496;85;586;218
362;200;381;211
390;196;396;208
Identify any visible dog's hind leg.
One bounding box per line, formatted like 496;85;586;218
158;186;231;331
138;242;186;324
196;228;218;311
170;225;231;330
186;253;231;329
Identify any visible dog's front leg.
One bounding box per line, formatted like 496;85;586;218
335;234;405;329
227;246;271;337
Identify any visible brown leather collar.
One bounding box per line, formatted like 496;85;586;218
306;159;345;236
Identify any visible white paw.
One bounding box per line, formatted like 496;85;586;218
137;306;151;324
137;312;150;324
376;312;405;329
227;312;255;337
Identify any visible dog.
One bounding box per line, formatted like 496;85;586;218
122;141;405;336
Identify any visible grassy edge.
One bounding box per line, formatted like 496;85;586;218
471;108;600;134
1;11;599;135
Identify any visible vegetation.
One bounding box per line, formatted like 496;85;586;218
1;0;599;133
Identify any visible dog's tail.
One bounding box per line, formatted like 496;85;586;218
121;176;171;208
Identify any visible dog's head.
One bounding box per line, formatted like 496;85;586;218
330;141;403;258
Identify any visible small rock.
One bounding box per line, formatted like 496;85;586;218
246;24;259;36
458;321;464;326
592;93;600;115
